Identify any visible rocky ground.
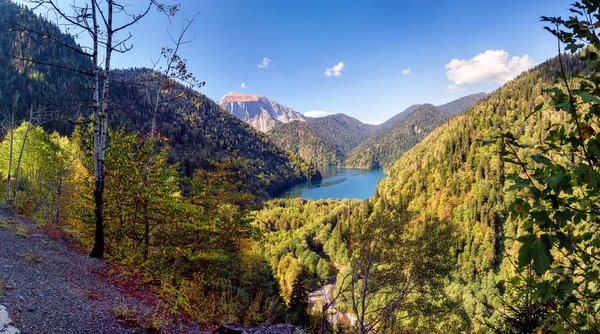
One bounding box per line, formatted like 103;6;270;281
0;206;141;334
0;206;307;334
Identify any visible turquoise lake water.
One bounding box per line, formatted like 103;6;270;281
283;167;386;200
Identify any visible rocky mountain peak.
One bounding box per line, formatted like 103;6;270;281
218;92;306;133
219;92;261;103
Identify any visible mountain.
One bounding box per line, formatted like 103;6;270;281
269;121;345;166
0;1;319;200
436;92;487;117
110;70;319;199
269;113;377;165
0;0;90;135
345;93;486;168
218;92;306;132
253;54;584;332
345;104;447;168
376;104;419;130
375;54;583;330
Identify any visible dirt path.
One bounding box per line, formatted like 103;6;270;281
0;206;138;334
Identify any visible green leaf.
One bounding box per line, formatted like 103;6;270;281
545;173;570;194
518;233;553;273
533;281;553;302
534;102;544;112
579;91;600;104
532;154;553;166
557;280;577;296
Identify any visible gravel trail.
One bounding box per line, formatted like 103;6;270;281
0;206;138;334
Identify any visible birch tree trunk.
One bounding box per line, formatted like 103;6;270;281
90;0;107;258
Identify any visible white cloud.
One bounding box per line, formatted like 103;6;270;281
364;120;383;125
445;50;534;91
240;82;246;88
402;69;411;75
323;62;345;77
305;110;332;118
258;57;272;68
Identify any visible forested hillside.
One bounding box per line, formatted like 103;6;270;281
345;104;447;168
0;2;319;200
268;121;345;165
375;104;419;130
109;69;319;199
375;53;584;329
346;93;486;169
254;53;585;332
0;0;90;134
269;114;376;166
269;94;484;168
437;92;487;117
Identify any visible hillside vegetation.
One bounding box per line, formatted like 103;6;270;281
109;69;319;199
270;94;485;168
346;94;486;168
253;52;585;331
0;2;319;201
2;0;599;332
269;114;376;166
345;104;448;168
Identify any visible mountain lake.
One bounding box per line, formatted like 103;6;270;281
283;167;386;200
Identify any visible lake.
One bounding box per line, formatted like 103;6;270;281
283;167;386;200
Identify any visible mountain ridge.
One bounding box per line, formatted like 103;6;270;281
267;93;485;167
269;113;376;166
344;93;487;168
218;92;306;132
0;1;319;201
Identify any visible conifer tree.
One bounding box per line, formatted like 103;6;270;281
288;271;309;327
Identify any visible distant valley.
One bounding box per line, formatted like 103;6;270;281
220;91;486;168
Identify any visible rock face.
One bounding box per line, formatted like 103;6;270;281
0;305;20;334
218;92;306;133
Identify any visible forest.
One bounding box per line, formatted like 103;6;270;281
269;114;377;166
0;0;599;333
270;94;485;169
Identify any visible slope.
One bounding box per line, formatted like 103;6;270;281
375;54;583;329
437;92;487;117
0;1;319;200
268;113;377;165
268;120;345;165
376;104;419;131
0;0;90;134
345;104;447;168
345;93;486;168
110;69;319;199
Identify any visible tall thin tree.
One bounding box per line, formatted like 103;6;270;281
27;0;179;258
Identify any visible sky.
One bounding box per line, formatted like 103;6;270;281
20;0;572;124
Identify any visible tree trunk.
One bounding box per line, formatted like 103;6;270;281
54;176;63;225
90;0;109;259
14;110;32;201
6;112;14;205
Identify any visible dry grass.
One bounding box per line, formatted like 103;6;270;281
17;252;43;264
0;219;29;238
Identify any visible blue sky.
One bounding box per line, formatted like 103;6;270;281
22;0;572;123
